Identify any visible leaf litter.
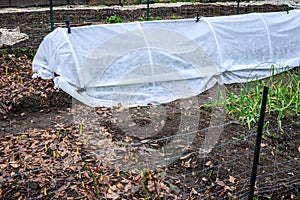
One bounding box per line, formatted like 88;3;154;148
0;54;299;199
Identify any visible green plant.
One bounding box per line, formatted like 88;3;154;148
138;16;163;21
79;124;83;134
140;168;160;199
140;168;151;199
200;66;300;131
138;16;146;21
170;15;180;20
130;168;161;199
296;188;300;198
28;48;37;59
87;165;100;200
0;48;37;59
261;121;279;140
105;15;122;24
0;49;9;56
5;67;9;76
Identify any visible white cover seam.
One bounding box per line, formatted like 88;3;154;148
256;13;273;60
201;17;222;69
61;28;82;87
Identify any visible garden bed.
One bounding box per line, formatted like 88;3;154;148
0;2;299;199
0;53;299;199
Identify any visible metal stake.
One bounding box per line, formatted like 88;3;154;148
248;86;269;200
49;0;54;31
146;0;150;21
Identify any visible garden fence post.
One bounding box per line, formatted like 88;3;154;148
49;0;54;31
146;0;150;21
66;20;71;34
237;0;240;15
248;86;269;200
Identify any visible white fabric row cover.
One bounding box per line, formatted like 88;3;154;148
32;10;300;107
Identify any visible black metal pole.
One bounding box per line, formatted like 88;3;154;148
66;20;71;34
146;0;150;21
237;0;240;15
248;86;269;200
49;0;54;31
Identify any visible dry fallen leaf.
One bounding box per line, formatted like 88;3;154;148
205;187;211;195
288;172;294;176
261;143;268;148
0;163;8;169
24;154;32;161
116;182;124;190
217;180;225;187
180;152;193;160
49;143;57;151
202;177;208;182
191;188;198;195
105;190;120;200
183;158;191;168
124;182;135;192
9;161;20;168
205;161;213;167
14;191;20;197
219;188;226;197
110;185;118;192
229;175;236;184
